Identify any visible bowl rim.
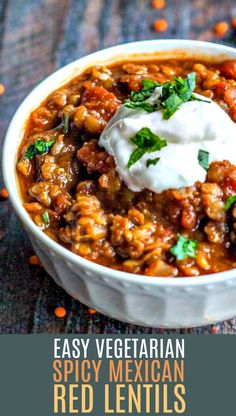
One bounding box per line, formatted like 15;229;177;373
3;38;236;288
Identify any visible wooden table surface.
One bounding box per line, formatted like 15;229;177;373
1;0;236;334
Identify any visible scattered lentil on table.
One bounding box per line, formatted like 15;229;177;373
232;17;236;29
54;306;67;318
152;0;166;10
214;21;230;37
0;83;5;95
88;308;97;315
0;187;9;199
28;255;41;266
153;19;169;32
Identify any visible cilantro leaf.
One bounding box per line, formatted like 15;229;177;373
162;93;183;120
198;149;209;171
124;100;156;112
24;144;35;160
142;79;160;90
146;157;160;167
124;78;160;110
185;72;196;90
170;235;198;261
224;195;236;211
42;211;50;225
124;72;210;120
24;139;55;160
176;72;196;101
130;79;160;102
128;148;146;168
128;127;167;168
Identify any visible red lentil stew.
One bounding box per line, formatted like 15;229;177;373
17;58;236;277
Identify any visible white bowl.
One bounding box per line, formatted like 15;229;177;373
3;40;236;328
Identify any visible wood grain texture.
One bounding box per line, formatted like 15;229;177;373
1;0;236;334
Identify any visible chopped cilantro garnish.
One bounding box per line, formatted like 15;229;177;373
198;149;209;171
124;101;156;112
224;195;236;211
146;157;160;167
42;211;50;226
127;127;167;169
124;78;160;112
162;92;183;119
130;79;160;102
142;79;160;91
24;139;55;160
124;73;209;119
170;235;198;261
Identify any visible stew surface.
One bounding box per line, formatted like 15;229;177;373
17;57;236;277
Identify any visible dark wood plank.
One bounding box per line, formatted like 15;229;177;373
0;0;70;180
0;0;71;333
1;0;236;334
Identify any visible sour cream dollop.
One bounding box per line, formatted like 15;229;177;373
99;89;236;193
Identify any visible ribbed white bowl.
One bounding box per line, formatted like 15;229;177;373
3;40;236;328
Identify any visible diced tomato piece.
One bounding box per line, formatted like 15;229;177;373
220;60;236;80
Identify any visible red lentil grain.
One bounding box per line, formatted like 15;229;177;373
211;325;219;334
232;18;236;28
29;255;41;266
214;21;229;37
0;187;8;199
0;83;5;95
88;308;97;315
152;0;166;9
153;19;168;32
54;306;67;318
